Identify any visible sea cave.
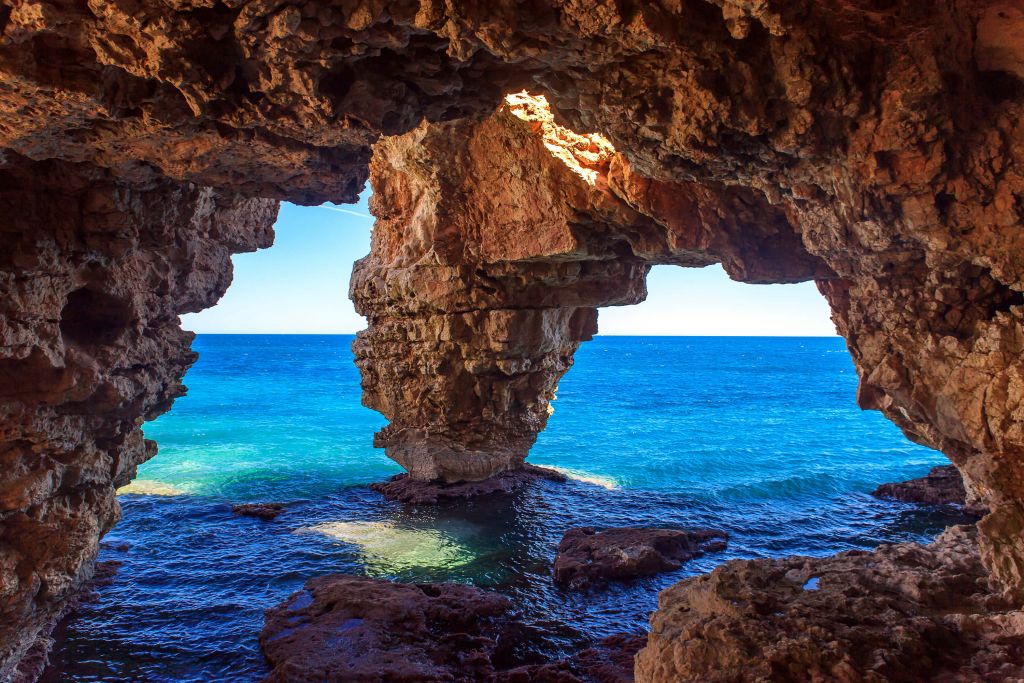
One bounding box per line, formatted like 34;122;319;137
2;1;1024;681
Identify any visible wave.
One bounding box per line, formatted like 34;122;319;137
546;466;620;490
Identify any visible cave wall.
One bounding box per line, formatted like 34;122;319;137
0;154;276;680
1;0;1024;678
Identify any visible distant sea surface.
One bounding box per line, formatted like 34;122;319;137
50;335;965;682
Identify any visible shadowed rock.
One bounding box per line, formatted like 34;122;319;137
554;527;728;590
261;575;516;683
232;503;286;521
873;465;988;514
498;633;645;683
371;465;567;504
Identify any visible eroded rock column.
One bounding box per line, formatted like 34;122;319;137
0;154;276;680
352;95;830;483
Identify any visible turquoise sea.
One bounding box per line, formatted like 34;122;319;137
49;335;967;681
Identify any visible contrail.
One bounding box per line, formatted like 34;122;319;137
318;205;373;219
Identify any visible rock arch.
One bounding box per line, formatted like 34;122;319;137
1;0;1024;678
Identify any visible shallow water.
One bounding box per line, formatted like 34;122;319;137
49;335;968;682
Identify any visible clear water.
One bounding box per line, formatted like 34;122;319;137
49;335;967;682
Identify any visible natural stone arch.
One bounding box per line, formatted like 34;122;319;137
351;93;831;484
0;0;1023;678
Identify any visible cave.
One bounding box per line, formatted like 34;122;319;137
2;1;1024;681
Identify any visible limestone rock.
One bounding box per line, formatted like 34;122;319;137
371;465;566;504
0;153;276;680
637;525;1024;682
553;527;728;591
873;465;988;514
261;575;516;683
232;503;287;521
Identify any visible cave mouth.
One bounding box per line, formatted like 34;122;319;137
59;287;133;348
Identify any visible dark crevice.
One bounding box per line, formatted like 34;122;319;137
59;287;134;348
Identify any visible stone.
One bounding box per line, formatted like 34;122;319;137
637;525;1024;682
553;527;728;591
2;0;1024;675
0;153;276;680
260;575;516;683
232;503;287;521
873;465;988;514
371;465;567;504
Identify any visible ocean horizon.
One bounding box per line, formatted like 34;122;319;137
49;334;966;682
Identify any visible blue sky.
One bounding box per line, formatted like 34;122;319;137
183;198;837;336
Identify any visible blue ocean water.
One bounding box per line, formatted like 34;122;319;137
49;335;966;682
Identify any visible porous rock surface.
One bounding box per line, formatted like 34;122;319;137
261;573;643;683
553;527;728;590
2;0;1024;678
232;503;287;520
637;525;1024;682
873;465;988;514
0;153;276;679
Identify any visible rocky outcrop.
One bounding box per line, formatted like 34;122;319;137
637;525;1024;682
2;0;1024;677
0;153;276;680
232;503;287;520
873;465;988;514
261;575;520;682
261;573;643;683
553;527;728;591
371;465;566;503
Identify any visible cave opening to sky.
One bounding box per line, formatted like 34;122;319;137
183;198;837;338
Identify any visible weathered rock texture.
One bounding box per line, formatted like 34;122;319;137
352;94;828;482
873;465;988;514
0;153;276;679
371;464;566;503
637;525;1024;682
553;527;728;590
2;0;1024;678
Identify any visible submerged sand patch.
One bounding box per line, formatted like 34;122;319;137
116;479;186;496
295;520;475;573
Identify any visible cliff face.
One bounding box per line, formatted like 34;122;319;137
2;0;1024;678
0;154;276;679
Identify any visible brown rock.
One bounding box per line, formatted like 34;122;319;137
260;575;515;683
873;465;988;514
232;503;286;521
371;465;567;504
636;525;1024;682
3;0;1024;675
553;527;728;590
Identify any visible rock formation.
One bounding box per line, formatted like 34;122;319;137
262;573;643;683
2;0;1024;678
873;465;989;514
637;525;1024;682
232;503;287;520
0;153;276;679
553;527;728;590
371;464;567;503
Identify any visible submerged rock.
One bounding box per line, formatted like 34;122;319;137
498;633;645;683
638;525;1024;682
232;503;286;521
260;575;515;682
554;527;728;590
371;465;566;504
872;465;988;514
261;573;643;683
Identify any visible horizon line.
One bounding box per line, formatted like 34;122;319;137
186;331;842;338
